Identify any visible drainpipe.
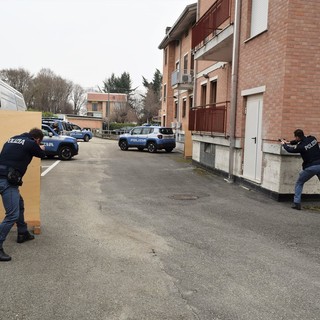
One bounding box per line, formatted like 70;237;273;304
227;0;241;182
192;0;200;109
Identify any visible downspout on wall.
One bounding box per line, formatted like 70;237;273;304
227;0;241;182
192;0;200;110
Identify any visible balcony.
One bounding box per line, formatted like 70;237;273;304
189;101;229;134
171;69;194;91
192;0;233;62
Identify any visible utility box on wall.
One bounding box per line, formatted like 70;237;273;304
0;110;42;234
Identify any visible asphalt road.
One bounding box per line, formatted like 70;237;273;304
1;137;319;320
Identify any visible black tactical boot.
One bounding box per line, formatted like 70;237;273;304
17;231;35;243
0;248;12;261
291;203;301;210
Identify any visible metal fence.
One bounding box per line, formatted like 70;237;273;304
189;102;229;134
192;0;231;49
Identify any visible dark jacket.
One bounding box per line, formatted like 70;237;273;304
283;135;320;169
0;132;46;177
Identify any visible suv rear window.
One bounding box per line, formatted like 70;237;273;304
159;128;173;134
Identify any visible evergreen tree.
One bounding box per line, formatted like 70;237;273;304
101;72;139;123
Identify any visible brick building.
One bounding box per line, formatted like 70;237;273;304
160;0;320;199
158;3;197;157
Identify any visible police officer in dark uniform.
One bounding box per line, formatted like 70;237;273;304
0;128;46;261
52;122;60;134
280;129;320;210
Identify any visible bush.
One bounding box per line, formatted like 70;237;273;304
109;122;135;130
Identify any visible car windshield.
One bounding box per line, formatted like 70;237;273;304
159;128;173;134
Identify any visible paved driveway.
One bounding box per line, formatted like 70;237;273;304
1;137;319;320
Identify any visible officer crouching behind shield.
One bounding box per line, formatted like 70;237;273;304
280;129;320;210
0;128;46;262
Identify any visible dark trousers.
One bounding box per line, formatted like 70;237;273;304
0;178;27;248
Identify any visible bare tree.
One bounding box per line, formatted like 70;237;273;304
110;104;128;123
51;76;73;114
140;69;162;123
0;68;33;94
141;89;161;124
0;68;35;109
70;84;86;115
30;68;72;113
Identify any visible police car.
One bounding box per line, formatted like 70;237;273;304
41;124;79;160
42;118;93;142
118;125;176;153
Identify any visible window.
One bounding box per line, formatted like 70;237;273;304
92;102;98;111
142;128;151;134
42;129;49;137
163;84;167;102
204;143;212;153
72;124;81;130
182;99;187;118
189;96;193;109
62;122;69;131
210;81;217;105
190;53;194;73
164;48;168;65
159;128;173;134
175;61;180;71
174;101;178;119
183;54;188;74
132;128;142;135
201;84;207;106
250;0;269;37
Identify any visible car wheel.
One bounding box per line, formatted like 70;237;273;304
165;148;173;153
137;147;144;151
147;142;157;153
119;140;128;151
83;134;90;142
58;146;72;160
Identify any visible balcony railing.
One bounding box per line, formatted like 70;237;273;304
171;69;194;87
192;0;231;49
189;101;229;134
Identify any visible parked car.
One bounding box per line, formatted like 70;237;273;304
118;126;176;153
42;118;93;142
68;123;93;142
111;126;134;135
41;124;79;160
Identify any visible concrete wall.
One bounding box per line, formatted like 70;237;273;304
66;116;102;130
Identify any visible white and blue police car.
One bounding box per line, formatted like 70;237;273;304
118;125;176;153
41;124;79;160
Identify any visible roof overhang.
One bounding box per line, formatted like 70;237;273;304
158;3;197;49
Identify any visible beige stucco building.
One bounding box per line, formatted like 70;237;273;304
86;92;127;127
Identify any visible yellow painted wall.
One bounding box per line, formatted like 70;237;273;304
0;111;42;233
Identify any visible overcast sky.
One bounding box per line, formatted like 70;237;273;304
1;0;195;91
